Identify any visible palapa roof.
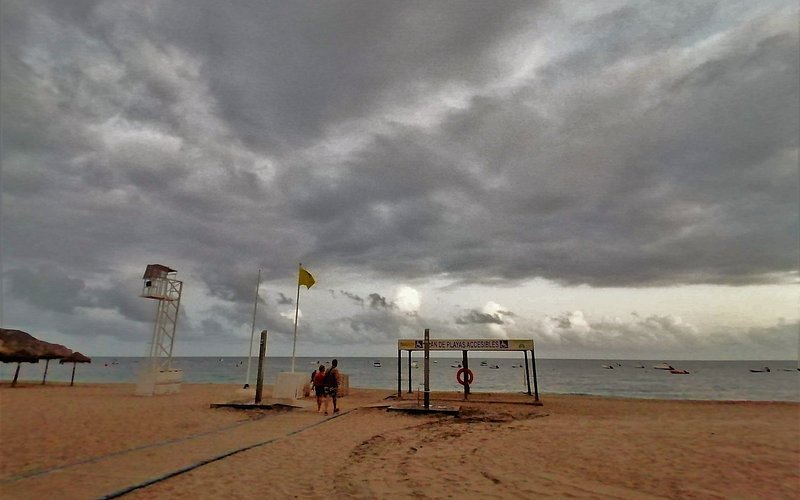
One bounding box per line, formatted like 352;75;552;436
60;351;92;364
0;328;73;363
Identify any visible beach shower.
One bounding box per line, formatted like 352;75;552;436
136;264;184;396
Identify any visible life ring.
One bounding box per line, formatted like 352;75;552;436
456;367;474;386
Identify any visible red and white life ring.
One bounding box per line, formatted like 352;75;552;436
456;367;474;386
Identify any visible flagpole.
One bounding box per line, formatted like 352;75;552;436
244;268;262;388
291;263;301;373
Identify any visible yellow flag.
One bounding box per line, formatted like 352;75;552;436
299;267;315;289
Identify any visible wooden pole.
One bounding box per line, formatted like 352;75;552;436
12;363;21;387
70;363;77;386
41;359;50;385
255;330;268;404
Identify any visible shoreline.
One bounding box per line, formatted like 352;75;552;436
3;379;798;404
2;383;798;498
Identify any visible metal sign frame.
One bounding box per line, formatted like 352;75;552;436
396;337;539;402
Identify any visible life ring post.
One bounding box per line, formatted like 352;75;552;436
462;350;470;399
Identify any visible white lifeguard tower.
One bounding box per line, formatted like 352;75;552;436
136;264;184;396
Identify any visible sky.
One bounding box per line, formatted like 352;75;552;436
1;0;798;360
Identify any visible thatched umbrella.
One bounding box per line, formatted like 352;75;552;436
37;340;73;385
1;329;42;387
0;329;72;387
59;351;91;386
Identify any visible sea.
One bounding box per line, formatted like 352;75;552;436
3;357;798;402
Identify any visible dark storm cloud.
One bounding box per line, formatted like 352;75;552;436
276;292;294;306
367;293;391;310
455;310;505;325
338;291;365;307
146;0;536;151
6;267;89;314
1;1;797;355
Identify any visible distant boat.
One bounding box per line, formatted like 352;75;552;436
653;362;675;370
372;361;381;368
488;365;500;369
635;365;645;369
480;361;488;367
749;367;770;373
410;361;419;369
450;363;462;368
670;369;690;374
602;365;615;369
433;360;438;363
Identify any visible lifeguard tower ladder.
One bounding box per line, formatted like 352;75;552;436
136;264;184;395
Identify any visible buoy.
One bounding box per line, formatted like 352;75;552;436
456;367;474;385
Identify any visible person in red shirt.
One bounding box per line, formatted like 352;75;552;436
313;365;329;414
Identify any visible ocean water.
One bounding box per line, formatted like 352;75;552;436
3;357;798;402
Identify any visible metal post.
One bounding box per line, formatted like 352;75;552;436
523;350;532;396
255;330;267;404
245;269;262;388
291;264;302;373
407;351;412;393
531;349;540;402
462;350;469;399
397;349;402;398
423;329;430;409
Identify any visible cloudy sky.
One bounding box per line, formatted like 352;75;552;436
1;0;798;360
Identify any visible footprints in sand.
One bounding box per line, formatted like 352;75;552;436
334;405;548;498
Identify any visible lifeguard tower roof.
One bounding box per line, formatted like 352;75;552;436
142;264;177;280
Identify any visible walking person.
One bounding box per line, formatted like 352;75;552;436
324;359;341;413
313;365;329;414
310;366;318;395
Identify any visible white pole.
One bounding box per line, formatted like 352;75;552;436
291;263;301;373
244;268;262;388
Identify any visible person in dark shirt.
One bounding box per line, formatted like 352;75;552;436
324;359;341;413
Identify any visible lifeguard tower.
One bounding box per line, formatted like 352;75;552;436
136;264;184;396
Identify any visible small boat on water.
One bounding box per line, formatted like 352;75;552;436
602;365;614;369
749;367;770;373
372;361;382;368
480;361;488;367
653;362;675;370
450;363;462;368
670;369;690;374
410;361;419;369
488;364;500;369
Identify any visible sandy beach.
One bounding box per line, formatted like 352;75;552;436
1;382;798;499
